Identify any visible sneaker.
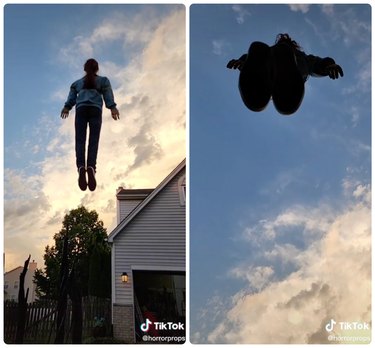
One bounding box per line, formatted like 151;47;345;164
271;43;305;115
78;167;87;191
87;166;97;191
239;41;272;112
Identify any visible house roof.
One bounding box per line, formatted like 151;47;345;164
108;159;186;243
116;188;154;200
4;266;23;276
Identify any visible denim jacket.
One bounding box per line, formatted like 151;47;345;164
64;75;117;111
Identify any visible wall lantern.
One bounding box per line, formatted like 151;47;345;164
121;272;129;283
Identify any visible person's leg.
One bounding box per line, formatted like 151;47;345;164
239;41;272;112
75;107;88;169
87;107;102;191
75;107;89;191
87;107;102;171
271;43;305;115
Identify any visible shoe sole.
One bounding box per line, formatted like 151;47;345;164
272;43;305;115
239;42;272;112
78;168;87;191
87;167;97;191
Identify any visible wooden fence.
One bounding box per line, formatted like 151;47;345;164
3;297;111;344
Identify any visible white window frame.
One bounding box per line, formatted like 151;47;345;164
178;175;186;206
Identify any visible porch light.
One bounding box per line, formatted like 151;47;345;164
121;272;129;283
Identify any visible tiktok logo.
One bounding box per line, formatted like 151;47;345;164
325;319;337;332
140;318;152;332
140;319;185;332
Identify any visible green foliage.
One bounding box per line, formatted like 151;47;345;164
34;206;111;299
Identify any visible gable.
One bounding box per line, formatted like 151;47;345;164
116;188;153;224
108;159;185;242
114;169;185;244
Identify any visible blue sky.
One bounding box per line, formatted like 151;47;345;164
190;4;371;343
3;4;185;271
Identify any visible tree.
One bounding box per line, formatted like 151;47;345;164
88;243;111;298
34;206;111;300
54;235;69;343
15;255;31;343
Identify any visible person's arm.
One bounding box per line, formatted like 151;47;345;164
227;54;247;70
60;83;77;119
307;54;344;79
102;78;116;109
101;77;120;120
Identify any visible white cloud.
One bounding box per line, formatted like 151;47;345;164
57;8;174;69
319;5;370;47
231;5;251;24
212;39;229;56
352;183;370;201
343;48;371;95
288;4;310;14
259;167;305;196
4;8;186;271
243;203;334;248
4;169;53;269
230;266;274;292
198;184;371;344
303;5;370;58
349;106;360;127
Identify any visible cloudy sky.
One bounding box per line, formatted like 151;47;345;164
3;4;185;271
190;4;371;344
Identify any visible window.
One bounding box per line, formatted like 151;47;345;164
178;175;186;206
14;281;19;289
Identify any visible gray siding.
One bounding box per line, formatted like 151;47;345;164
113;168;185;305
118;199;143;222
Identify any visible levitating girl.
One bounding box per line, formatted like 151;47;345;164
227;33;344;115
61;59;120;191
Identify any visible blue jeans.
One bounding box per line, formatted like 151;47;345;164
75;106;102;171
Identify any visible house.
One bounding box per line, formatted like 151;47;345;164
4;260;38;303
108;159;186;343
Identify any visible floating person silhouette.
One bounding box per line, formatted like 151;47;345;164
61;58;120;191
227;33;344;115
